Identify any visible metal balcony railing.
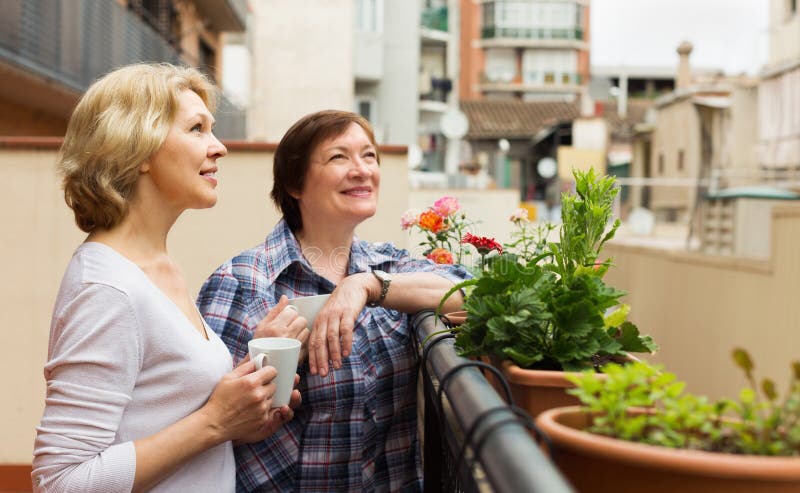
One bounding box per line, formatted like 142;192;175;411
421;6;449;32
0;0;245;139
481;25;585;41
413;311;573;493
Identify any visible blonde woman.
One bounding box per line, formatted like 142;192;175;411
32;63;302;493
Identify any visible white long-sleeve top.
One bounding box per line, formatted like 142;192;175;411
32;242;235;492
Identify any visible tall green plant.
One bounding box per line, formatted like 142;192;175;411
438;169;656;371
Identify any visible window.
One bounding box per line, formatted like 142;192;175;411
198;38;217;82
485;48;516;82
356;0;382;33
658;153;665;174
789;0;798;16
522;49;576;84
677;149;684;171
355;97;376;124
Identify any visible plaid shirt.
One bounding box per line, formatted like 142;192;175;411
197;220;470;493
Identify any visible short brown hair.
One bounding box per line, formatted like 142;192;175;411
271;110;379;233
59;63;216;233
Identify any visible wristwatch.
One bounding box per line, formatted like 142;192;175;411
367;269;392;307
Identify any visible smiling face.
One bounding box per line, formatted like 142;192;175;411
139;89;227;212
295;122;380;231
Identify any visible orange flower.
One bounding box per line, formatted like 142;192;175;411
418;210;445;233
427;248;454;264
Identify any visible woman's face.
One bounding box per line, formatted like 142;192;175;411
141;89;227;212
296;122;380;230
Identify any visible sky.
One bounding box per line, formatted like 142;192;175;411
590;0;771;75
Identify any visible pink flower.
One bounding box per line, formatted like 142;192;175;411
433;196;460;217
427;248;454;264
400;209;420;230
509;208;529;223
462;232;503;255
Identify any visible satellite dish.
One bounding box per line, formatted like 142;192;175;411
537;157;557;179
440;109;469;139
498;138;510;153
408;144;423;169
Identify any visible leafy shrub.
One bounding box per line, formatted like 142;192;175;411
567;349;800;456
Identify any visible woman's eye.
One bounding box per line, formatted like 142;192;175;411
191;123;202;132
330;153;346;161
364;151;377;159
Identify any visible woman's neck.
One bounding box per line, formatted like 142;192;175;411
294;221;355;284
87;199;178;265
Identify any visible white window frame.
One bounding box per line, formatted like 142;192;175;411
356;0;383;33
354;96;378;125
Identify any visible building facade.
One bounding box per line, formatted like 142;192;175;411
461;0;590;102
0;0;246;137
757;0;800;176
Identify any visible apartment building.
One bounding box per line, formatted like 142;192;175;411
0;0;246;138
757;0;800;175
461;0;590;102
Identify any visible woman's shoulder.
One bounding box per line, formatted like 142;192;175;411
63;243;145;296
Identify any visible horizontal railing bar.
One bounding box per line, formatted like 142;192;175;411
413;311;574;493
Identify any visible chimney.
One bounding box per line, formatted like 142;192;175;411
676;40;693;89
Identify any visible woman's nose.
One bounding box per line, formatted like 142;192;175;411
209;133;227;158
349;156;373;177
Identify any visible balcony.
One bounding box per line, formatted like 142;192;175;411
479;71;584;95
479;25;587;50
0;0;245;139
420;77;453;111
421;6;448;32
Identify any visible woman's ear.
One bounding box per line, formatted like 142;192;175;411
139;161;150;174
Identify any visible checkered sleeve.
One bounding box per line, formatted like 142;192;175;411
196;264;257;364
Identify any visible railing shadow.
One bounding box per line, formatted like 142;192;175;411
413;311;574;493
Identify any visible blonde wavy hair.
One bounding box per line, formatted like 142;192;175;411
59;63;217;233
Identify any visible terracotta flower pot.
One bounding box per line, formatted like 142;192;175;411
536;406;800;493
440;310;468;327
500;360;582;418
500;354;638;418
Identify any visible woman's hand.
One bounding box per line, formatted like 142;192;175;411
237;374;302;444
255;295;310;361
308;273;375;377
201;359;281;443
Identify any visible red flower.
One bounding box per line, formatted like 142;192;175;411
462;232;503;255
418;210;446;233
427;248;454;264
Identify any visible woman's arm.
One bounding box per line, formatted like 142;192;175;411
33;284;292;493
307;271;465;376
131;361;294;493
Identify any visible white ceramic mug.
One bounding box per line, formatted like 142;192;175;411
288;293;331;330
247;337;301;408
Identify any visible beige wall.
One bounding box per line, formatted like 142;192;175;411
604;203;800;402
768;0;800;67
248;0;355;141
0;143;408;463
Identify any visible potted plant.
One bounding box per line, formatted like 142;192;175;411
535;350;800;492
434;169;657;416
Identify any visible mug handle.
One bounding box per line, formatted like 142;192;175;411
253;352;269;370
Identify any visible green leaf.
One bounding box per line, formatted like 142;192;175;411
604;304;630;328
761;379;777;401
732;348;754;373
615;321;658;353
